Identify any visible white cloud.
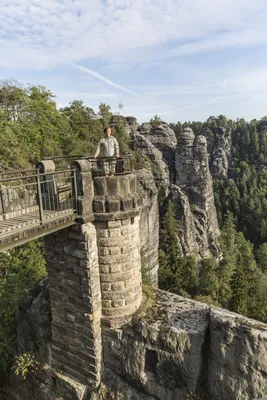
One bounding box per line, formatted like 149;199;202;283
1;0;267;69
71;63;137;95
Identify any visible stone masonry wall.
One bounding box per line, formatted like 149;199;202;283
44;222;102;390
96;216;142;328
93;174;143;329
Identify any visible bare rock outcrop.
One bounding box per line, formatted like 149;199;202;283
135;169;159;286
103;289;267;400
209;127;232;178
173;128;220;257
139;123;177;182
12;279;267;400
134;133;170;199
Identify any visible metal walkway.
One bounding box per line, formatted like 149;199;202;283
0;168;78;251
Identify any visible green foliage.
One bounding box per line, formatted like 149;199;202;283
159;202;198;296
0;241;46;373
197;258;220;300
256;243;267;272
60;99;103;155
98;103;112;127
229;264;248;315
150;114;164;127
140;246;150;285
12;352;39;380
112;117;130;155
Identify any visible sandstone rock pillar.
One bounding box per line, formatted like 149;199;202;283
93;174;143;328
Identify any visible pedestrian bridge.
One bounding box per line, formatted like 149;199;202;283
0;155;132;252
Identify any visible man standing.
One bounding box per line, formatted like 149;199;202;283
94;127;120;176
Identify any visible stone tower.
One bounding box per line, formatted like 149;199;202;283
43;159;143;393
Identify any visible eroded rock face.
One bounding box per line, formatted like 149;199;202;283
132;124;220;257
209;127;232;178
10;279;267;400
135;169;159;286
174;128;220;257
16;276;51;363
134;133;170;199
139;123;177;182
102;289;267;400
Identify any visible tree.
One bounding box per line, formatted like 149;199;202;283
118;103;124;115
229;263;248;316
197;258;220;301
159;201;185;294
256;243;267;272
150;115;163;127
0;241;46;372
98;103;112;127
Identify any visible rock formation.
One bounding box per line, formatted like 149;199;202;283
209;127;232;178
173;128;220;257
139;123;177;184
135;169;159;286
128;121;220;257
10;279;267;400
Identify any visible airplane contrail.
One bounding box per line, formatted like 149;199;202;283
72;63;138;96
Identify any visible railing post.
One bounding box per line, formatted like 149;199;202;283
36;170;44;225
72;168;78;213
36;160;56;211
0;182;5;218
71;159;94;222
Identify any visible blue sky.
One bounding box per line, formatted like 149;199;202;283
1;0;267;123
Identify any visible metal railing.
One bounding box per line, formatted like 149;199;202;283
0;169;78;227
89;155;133;177
43;154;133;177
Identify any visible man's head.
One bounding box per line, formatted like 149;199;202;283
105;126;112;137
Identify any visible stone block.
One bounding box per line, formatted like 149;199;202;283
121;263;135;272
100;265;110;274
102;300;112;308
93;178;107;196
109;247;120;255
121;226;130;235
93;199;105;213
102;283;111;291
99;247;109;256
63;246;89;260
111;282;125;291
105;178;119;196
68;231;86;241
110;264;122;273
106;199;121;212
99;229;109;238
107;220;121;228
120;196;133;211
113;299;125;307
108;228;121;237
121;218;130;226
102;291;128;300
100;270;132;283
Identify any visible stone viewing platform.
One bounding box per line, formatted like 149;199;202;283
1;155;146;394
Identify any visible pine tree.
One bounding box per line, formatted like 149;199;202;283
229;262;248;316
159;201;184;293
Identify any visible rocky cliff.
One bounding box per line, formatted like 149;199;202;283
128;120;220;258
173;128;220;257
135;169;159;287
10;278;267;400
209;127;232;178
